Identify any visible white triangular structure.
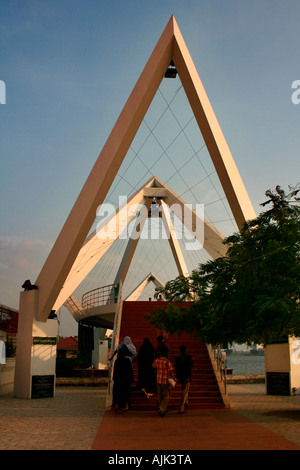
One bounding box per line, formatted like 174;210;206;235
59;175;225;328
35;15;255;321
53;176;226;311
125;273;165;301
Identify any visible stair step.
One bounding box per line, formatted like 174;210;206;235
116;301;226;411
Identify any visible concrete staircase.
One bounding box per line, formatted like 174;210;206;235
119;301;226;411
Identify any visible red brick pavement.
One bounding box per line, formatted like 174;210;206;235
91;408;300;451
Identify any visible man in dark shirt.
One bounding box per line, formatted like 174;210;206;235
175;345;193;414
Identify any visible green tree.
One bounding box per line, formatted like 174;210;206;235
148;185;300;345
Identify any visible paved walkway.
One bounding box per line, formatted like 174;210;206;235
0;384;299;451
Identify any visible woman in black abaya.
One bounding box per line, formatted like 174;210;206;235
137;338;156;397
112;347;134;412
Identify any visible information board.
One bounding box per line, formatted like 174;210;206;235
31;375;55;399
266;372;290;396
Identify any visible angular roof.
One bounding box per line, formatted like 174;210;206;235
57;336;78;350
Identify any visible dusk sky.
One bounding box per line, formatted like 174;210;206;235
1;1;299;335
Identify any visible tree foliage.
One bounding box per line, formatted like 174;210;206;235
148;185;300;345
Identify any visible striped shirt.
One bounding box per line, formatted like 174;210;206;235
153;357;173;384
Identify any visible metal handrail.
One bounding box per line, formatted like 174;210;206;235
63;295;84;322
213;345;228;393
107;282;123;398
82;284;119;309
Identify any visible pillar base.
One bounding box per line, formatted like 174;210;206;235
14;290;58;399
265;337;300;396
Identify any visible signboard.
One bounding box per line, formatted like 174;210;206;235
33;337;57;345
266;372;290;396
31;375;55;399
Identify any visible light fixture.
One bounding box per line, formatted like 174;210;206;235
164;60;177;78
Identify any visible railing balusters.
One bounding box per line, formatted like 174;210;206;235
211;345;227;394
82;283;119;309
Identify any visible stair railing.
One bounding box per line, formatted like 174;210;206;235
214;345;228;393
207;344;228;400
63;295;84;322
106;281;123;406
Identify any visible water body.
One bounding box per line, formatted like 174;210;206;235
226;354;265;375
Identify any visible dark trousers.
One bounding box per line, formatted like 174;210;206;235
179;379;190;412
156;383;171;414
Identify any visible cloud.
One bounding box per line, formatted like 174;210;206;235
0;236;79;336
0;236;53;309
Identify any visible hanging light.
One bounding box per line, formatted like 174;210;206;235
164;61;177;78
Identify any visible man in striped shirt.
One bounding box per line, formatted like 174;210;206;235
153;346;176;417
